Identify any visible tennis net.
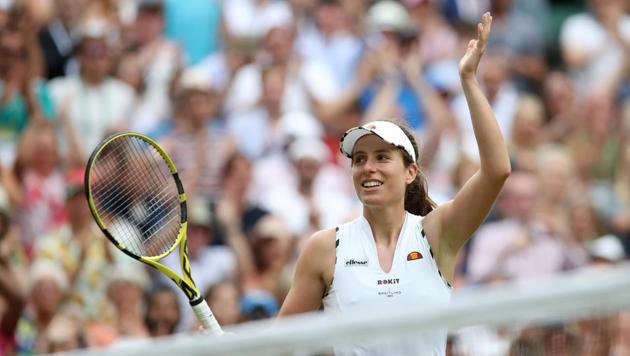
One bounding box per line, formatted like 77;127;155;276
63;263;630;356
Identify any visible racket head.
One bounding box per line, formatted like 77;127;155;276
85;133;187;261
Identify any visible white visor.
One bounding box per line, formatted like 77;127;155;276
340;120;416;162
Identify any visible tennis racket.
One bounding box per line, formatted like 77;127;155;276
84;132;223;335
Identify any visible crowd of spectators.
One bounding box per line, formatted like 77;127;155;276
0;0;629;354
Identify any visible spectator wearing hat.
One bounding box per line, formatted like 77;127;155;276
156;68;236;201
103;264;150;340
161;198;236;331
40;313;85;354
355;0;450;135
48;17;136;162
255;136;356;238
34;168;115;324
15;260;68;354
221;214;293;318
576;234;627;356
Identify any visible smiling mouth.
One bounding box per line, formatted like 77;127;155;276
361;180;383;188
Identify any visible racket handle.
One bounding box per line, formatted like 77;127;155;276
192;299;224;335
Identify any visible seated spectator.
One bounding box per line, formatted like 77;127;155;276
9;121;66;257
105;265;150;340
144;285;180;337
533;145;580;246
216;152;269;238
560;0;630;92
118;0;183;134
220;213;293;315
48;17;136;162
0;12;56;167
156;68;236;201
257;136;356;238
466;172;570;284
41;313;84;354
542;71;579;143
205;281;242;327
161;198;236;331
508;95;546;173
484;0;547;90
34;169;115;323
224;24;340;125
16;260;68;354
295;0;362;90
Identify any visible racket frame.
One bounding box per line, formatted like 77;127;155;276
85;132;223;334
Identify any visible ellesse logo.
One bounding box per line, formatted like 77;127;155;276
345;259;368;267
407;251;423;261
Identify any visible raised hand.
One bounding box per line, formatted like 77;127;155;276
459;12;492;79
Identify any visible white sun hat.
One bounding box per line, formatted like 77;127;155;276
340;120;416;162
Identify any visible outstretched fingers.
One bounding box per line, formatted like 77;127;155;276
478;12;492;47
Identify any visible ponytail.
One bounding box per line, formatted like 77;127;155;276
398;124;436;216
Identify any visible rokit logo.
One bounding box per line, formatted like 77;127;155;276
345;259;368;267
377;278;400;285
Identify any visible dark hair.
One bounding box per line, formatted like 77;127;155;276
144;284;180;336
397;123;436;216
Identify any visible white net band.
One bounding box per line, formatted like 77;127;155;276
63;263;630;356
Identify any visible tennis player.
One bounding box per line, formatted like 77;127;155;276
278;13;509;355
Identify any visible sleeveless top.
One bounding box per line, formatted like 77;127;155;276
323;212;452;356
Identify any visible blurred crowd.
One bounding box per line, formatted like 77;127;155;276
0;0;629;355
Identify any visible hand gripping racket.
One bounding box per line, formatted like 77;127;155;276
84;132;223;335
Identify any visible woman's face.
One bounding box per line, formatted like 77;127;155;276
31;130;59;176
351;135;416;208
32;279;64;315
146;290;180;335
208;283;241;326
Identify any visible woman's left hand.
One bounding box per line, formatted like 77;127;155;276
459;12;492;79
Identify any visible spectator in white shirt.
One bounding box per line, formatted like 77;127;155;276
48;18;136;163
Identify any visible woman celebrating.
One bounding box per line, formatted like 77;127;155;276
278;12;510;355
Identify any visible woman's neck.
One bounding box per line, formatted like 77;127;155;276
363;205;407;246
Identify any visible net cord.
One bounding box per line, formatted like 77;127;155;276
60;263;630;356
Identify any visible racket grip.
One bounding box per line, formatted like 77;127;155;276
192;299;224;335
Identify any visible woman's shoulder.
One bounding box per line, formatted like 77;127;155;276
305;228;337;253
296;229;337;280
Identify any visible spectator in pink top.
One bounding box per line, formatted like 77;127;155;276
465;172;569;284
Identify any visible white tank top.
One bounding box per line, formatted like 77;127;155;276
323;212;452;356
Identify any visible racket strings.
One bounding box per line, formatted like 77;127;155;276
92;143;148;254
104;140;178;256
90;136;181;257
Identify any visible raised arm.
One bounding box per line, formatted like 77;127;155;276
427;13;511;277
